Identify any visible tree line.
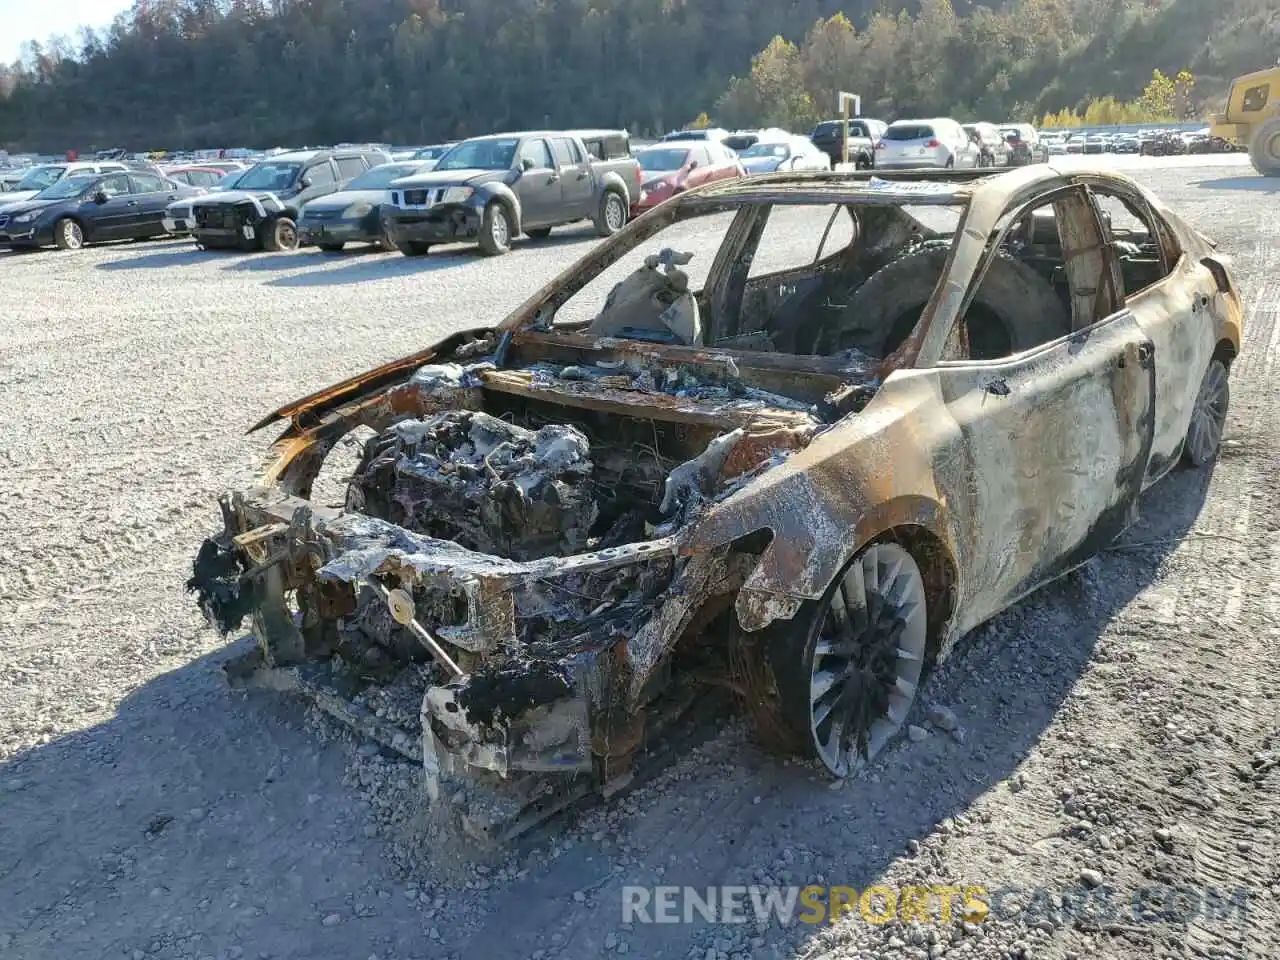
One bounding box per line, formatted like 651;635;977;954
0;0;1275;153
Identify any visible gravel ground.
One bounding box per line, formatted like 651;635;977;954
0;153;1275;960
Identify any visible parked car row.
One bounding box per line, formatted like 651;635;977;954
0;116;1231;257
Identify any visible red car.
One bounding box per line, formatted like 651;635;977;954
631;139;745;215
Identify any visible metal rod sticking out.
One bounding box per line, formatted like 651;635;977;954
373;581;464;679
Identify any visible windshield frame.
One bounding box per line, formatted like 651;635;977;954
637;147;691;173
234;161;303;191
434;138;519;172
17;165;67;191
505;183;973;364
35;175;100;200
347;163;426;190
742;143;790;159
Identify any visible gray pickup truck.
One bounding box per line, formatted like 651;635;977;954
809;118;888;169
382;130;642;257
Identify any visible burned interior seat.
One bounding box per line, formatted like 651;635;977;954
823;244;1071;360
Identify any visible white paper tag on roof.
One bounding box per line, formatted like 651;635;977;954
866;176;958;195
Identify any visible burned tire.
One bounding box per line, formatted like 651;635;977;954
765;541;929;778
1182;357;1230;467
833;245;1070;359
263;216;299;252
1248;117;1280;177
595;189;628;237
478;202;512;256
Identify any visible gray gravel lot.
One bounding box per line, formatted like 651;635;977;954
0;154;1276;960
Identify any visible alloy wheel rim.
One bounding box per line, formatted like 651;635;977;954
492;209;509;247
809;543;928;777
1187;361;1228;464
280;222;298;249
65;221;82;248
606;196;625;231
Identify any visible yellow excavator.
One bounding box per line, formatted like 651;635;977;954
1210;64;1280;175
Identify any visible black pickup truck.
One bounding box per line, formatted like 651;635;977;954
382;130;641;257
809;118;888;169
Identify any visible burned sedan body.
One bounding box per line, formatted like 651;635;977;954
190;166;1242;842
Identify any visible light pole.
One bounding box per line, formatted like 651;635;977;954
837;92;862;167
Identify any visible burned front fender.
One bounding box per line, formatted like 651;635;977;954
681;378;960;633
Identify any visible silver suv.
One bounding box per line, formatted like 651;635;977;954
875;118;981;170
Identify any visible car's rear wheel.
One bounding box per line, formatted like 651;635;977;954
1183;357;1230;466
263;216;299;252
317;242;345;253
526;227;553;240
53;217;84;251
478;202;512;256
401;241;431;257
595;190;628;237
767;542;930;778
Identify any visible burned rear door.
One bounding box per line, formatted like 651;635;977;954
926;313;1155;633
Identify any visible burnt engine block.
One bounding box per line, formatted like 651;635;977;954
347;411;599;561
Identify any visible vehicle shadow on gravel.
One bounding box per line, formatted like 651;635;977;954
0;467;1216;960
1193;176;1280;193
97;247;251;271
0;638;436;960
417;466;1219;960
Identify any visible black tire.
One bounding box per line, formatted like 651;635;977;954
594;190;628;237
401;241;431;257
262;216;299;252
1182;357;1230;467
832;245;1070;359
1248;117;1280;177
526;227;553;240
764;541;930;778
378;227;399;252
317;241;345;253
478;202;512;256
53;217;85;251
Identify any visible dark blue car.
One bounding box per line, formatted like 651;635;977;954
0;170;200;250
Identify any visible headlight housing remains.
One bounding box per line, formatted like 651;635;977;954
440;186;474;204
343;201;374;219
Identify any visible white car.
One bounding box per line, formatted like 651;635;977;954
738;136;832;175
0;160;131;207
874;118;981;170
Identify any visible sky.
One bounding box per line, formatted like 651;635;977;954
1;0;135;65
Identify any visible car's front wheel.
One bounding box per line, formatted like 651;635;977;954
595;190;628;237
53;217;84;251
766;541;930;778
478;202;512;256
263;216;299;252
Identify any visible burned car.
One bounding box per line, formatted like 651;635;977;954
190;166;1242;843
